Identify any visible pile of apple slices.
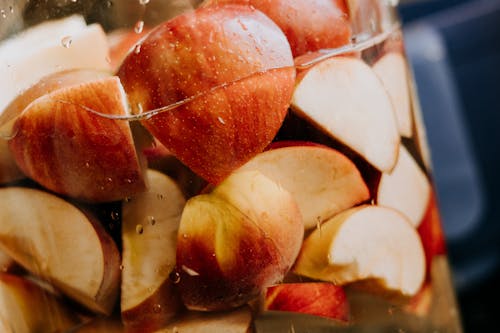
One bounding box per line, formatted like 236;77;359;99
0;0;447;331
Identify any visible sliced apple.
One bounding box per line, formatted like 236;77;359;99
376;146;431;228
8;76;147;202
264;282;349;322
176;170;303;311
373;52;412;137
238;143;369;229
156;306;253;333
0;15;110;112
0;273;79;332
294;205;425;296
121;169;185;331
0;187;121;314
291;56;400;172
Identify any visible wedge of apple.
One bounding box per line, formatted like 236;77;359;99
8;76;147;202
294;205;425;296
373;52;413;137
0;187;121;314
291;56;400;172
121;169;186;331
201;0;351;57
238;142;369;229
118;5;296;184
376;146;431;228
0;273;80;332
0;15;110;112
264;283;349;322
156;306;253;333
176;170;303;311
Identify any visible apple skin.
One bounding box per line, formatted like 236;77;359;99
118;5;295;184
201;0;352;57
176;170;303;311
8;76;147;202
264;283;349;322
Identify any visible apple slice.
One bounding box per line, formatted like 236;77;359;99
291;56;400;172
118;5;295;184
0;15;110;112
0;187;121;315
264;283;349;322
294;205;426;296
156;306;253;333
373;52;413;137
0;273;79;332
176;170;303;311
121;169;186;331
238;143;369;229
376;146;431;228
8;76;147;202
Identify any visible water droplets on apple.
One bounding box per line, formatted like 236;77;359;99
136;224;144;234
0;9;6;18
61;36;72;48
147;216;156;226
139;0;150;5
110;211;120;221
169;270;181;284
134;20;144;34
153;304;162;313
134;44;142;54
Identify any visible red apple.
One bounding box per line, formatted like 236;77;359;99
264;283;349;322
118;5;295;184
8;76;147;202
0;187;121;315
238;142;369;229
176;170;303;311
200;0;352;57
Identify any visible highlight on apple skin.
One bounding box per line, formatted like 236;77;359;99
176;170;304;311
118;5;296;184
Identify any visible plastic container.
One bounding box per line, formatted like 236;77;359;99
0;0;463;332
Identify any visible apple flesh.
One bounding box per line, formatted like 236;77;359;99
373;52;413;137
121;169;186;331
376;146;431;228
291;56;400;172
238;142;369;229
264;283;349;322
294;205;426;296
201;0;352;57
176;170;303;311
8;76;147;202
0;187;121;315
0;273;79;332
118;5;296;184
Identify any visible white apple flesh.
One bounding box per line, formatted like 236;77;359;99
294;205;426;296
0;187;121;315
291;56;400;172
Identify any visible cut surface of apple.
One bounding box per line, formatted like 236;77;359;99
0;273;79;333
264;282;349;322
0;15;110;113
373;52;413;137
238;143;369;229
294;205;425;296
156;306;253;333
377;146;431;228
121;169;185;330
291;56;400;172
8;76;147;202
0;187;121;314
176;170;303;311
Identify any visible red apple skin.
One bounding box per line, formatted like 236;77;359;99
8;77;146;202
417;189;447;274
117;5;295;184
265;283;350;322
201;0;352;57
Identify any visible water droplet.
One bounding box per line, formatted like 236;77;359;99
148;216;156;226
134;44;142;54
106;0;113;7
182;233;188;239
157;193;164;200
182;265;200;276
1;10;7;18
153;304;162;313
217;116;225;124
70;0;78;3
61;36;72;48
85;162;90;168
107;177;113;183
111;211;120;221
134;20;144;34
9;6;13;13
119;264;124;270
124;197;132;203
169;271;181;284
139;0;150;4
125;178;133;184
136;224;144;234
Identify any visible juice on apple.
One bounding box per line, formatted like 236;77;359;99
0;1;462;332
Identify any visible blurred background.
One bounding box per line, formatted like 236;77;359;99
399;0;500;331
